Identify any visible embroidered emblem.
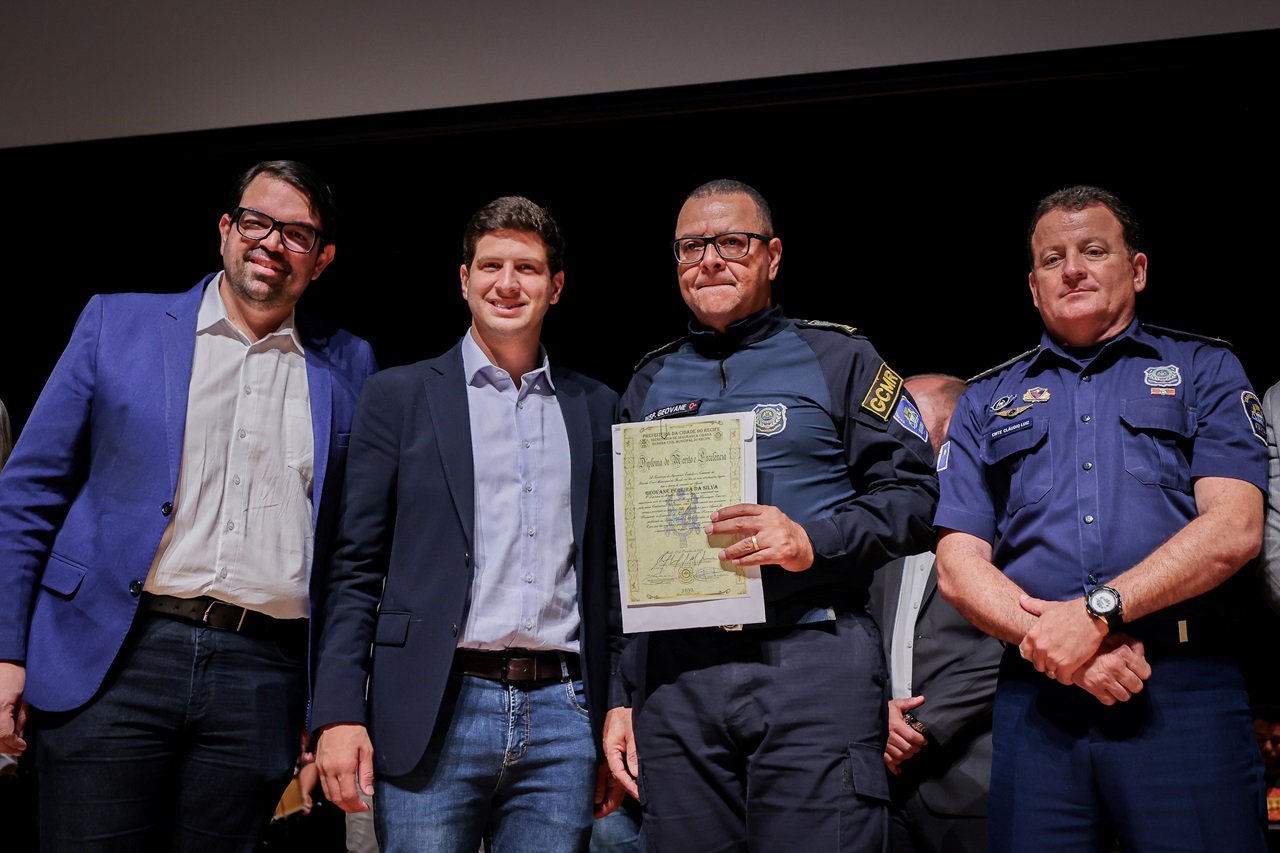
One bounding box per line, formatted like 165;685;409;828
991;394;1016;412
643;400;701;421
664;487;701;544
753;403;788;437
990;419;1032;439
993;404;1033;419
1022;387;1051;403
1242;391;1267;444
861;362;904;421
894;397;929;443
1143;364;1183;387
1151;387;1176;397
936;441;950;472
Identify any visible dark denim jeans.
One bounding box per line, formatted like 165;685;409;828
34;613;306;852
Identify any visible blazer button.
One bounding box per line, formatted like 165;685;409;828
129;580;143;596
161;502;173;516
452;624;459;637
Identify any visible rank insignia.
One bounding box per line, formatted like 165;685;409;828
894;397;929;443
753;403;788;437
1242;391;1267;444
1151;387;1176;397
1143;364;1182;387
861;362;904;422
993;404;1033;419
1022;387;1051;403
991;393;1016;413
936;440;950;472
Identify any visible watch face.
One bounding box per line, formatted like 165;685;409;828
1089;588;1118;613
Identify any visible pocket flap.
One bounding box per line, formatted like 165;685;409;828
982;417;1047;464
1120;399;1194;436
41;556;87;598
845;742;891;802
374;611;411;646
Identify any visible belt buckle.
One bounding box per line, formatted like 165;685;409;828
721;624;743;632
202;599;248;632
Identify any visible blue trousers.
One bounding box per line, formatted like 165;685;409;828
33;613;306;852
989;647;1267;853
375;672;597;853
633;612;890;853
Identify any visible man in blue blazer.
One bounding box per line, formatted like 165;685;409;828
312;196;622;853
0;160;377;851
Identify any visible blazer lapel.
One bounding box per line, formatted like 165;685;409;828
160;281;207;495
556;375;592;551
424;346;476;545
303;340;333;526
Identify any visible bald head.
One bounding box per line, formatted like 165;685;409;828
904;374;966;457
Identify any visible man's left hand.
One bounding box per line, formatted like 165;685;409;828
708;504;814;572
1017;595;1108;683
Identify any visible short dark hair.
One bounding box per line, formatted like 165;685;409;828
1028;185;1140;265
227;160;340;244
686;179;774;235
462;196;565;275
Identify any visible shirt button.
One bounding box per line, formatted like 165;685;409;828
227;520;235;531
523;441;530;448
244;385;252;395
1084;515;1095;524
233;475;241;485
1088;573;1099;584
1082;462;1093;471
1081;414;1091;423
525;483;533;492
517;401;524;410
238;428;247;438
1083;375;1092;382
525;573;534;583
524;619;533;629
220;568;228;579
527;527;536;536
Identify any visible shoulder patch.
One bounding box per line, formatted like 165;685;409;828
861;362;904;421
631;337;687;374
967;346;1040;385
796;319;860;337
1141;324;1235;349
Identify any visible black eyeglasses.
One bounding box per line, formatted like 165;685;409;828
672;231;770;264
231;207;324;254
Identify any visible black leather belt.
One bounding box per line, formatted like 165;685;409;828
140;593;306;643
453;649;580;684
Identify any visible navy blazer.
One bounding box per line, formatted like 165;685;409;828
0;275;378;712
310;338;621;777
869;554;1003;817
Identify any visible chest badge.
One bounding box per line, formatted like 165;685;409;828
1022;386;1051;403
991;393;1016;413
753;403;788;437
993;404;1033;419
1143;364;1182;387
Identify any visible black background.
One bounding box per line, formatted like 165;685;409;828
3;30;1276;435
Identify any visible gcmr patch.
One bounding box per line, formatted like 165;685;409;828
1242;391;1267;444
861;363;904;422
753;403;788;437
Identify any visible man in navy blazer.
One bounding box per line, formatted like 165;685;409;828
0;160;377;850
312;196;622;853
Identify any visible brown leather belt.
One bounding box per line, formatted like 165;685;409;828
140;593;305;643
453;648;580;684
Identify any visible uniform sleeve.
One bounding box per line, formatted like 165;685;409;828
1186;346;1268;489
0;297;101;661
800;335;939;569
932;385;999;543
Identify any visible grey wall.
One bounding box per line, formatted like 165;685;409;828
6;0;1279;149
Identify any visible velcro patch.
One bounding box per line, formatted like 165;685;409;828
643;400;702;421
861;362;904;422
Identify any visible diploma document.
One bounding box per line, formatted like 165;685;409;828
612;412;766;632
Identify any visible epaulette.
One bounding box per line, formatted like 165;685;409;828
966;345;1040;385
795;319;861;337
1141;324;1234;350
632;337;688;374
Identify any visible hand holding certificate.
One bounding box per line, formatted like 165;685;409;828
612;413;766;631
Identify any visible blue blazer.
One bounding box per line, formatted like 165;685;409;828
310;338;621;777
0;275;378;713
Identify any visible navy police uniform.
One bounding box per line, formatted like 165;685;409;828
616;305;938;851
935;319;1269;852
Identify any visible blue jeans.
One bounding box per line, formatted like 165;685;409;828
33;613;306;852
375;672;596;853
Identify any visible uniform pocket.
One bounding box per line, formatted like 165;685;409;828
1120;399;1195;491
981;417;1052;514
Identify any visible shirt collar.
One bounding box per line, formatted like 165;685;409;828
460;330;555;394
1028;317;1159;372
687;303;788;360
198;273;303;351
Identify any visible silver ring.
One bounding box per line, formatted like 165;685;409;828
750;535;760;552
1046;670;1057;679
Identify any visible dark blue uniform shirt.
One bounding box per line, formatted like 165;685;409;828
935;319;1266;622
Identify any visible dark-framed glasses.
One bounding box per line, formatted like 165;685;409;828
672;231;770;264
231;207;324;254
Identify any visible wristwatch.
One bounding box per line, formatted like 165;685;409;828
901;711;929;736
1086;585;1123;628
